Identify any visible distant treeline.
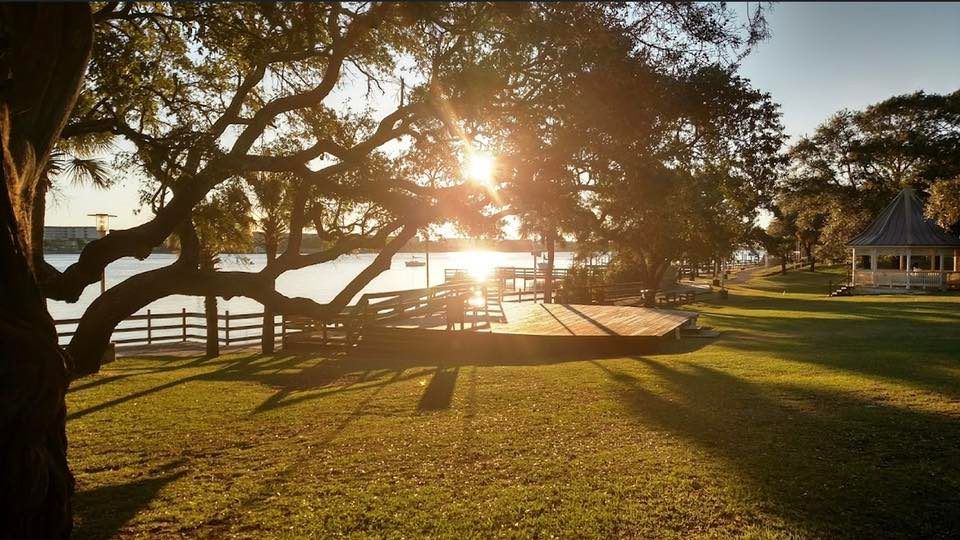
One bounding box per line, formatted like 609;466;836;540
278;233;574;254
45;232;574;255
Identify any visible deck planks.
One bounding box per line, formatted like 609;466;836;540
384;302;697;338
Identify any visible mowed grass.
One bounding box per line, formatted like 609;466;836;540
67;267;960;538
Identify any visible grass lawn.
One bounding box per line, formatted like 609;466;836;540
67;267;960;538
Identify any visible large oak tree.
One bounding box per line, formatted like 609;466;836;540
1;3;782;535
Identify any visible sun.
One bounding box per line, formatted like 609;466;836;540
465;152;495;186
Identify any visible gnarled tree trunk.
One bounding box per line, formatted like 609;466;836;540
0;4;93;537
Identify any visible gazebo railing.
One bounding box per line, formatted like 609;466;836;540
854;270;960;289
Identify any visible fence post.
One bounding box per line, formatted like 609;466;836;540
181;307;186;342
281;314;287;350
224;310;230;346
147;309;152;345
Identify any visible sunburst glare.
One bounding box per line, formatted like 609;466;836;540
451;249;496;281
465;152;496;186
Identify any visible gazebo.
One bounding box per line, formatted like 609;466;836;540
847;187;960;290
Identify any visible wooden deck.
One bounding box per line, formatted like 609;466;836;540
357;303;699;360
386;302;697;337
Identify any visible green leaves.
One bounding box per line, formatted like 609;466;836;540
193;180;255;264
779;90;960;264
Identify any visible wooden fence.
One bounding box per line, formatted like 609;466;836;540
55;309;285;348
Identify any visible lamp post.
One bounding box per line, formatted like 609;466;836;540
87;213;116;293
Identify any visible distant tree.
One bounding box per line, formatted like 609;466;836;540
586;66;784;288
490;3;778;293
246;171;294;354
757;217;797;274
925;176;960;233
789;92;960;196
780;90;960;263
193;181;254;358
777;191;829;272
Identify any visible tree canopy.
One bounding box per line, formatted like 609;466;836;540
1;3;782;534
774;90;960;268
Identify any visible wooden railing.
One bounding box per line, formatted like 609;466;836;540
555;281;653;306
282;281;492;348
53;282;493;351
356;281;485;324
854;270;960;289
555;281;699;307
444;265;608;285
54;309;285;347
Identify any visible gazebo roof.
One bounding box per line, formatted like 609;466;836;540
847;188;960;248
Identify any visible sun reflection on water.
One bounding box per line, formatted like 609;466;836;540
450;250;497;281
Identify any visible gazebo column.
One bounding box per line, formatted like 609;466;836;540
906;249;912;289
871;248;878;287
940;250;947;288
851;247;856;285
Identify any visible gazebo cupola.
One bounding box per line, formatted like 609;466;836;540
847;187;960;289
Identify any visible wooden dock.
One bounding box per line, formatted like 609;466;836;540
358;303;699;360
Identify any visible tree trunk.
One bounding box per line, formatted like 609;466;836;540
0;5;93;536
260;233;276;354
198;253;220;358
543;230;556;303
780;256;787;274
205;294;219;358
0;124;75;540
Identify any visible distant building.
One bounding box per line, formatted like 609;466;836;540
45;226;102;241
44;226;103;252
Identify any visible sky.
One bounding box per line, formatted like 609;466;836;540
737;2;960;140
46;2;960;231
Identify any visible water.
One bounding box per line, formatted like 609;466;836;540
47;251;574;343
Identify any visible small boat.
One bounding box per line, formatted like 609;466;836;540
405;256;426;267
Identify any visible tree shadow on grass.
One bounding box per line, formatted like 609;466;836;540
73;460;186;540
68;355;213;394
699;293;960;401
417;366;460;411
68;332;713;419
67;354;264;420
198;374;400;537
592;357;960;537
